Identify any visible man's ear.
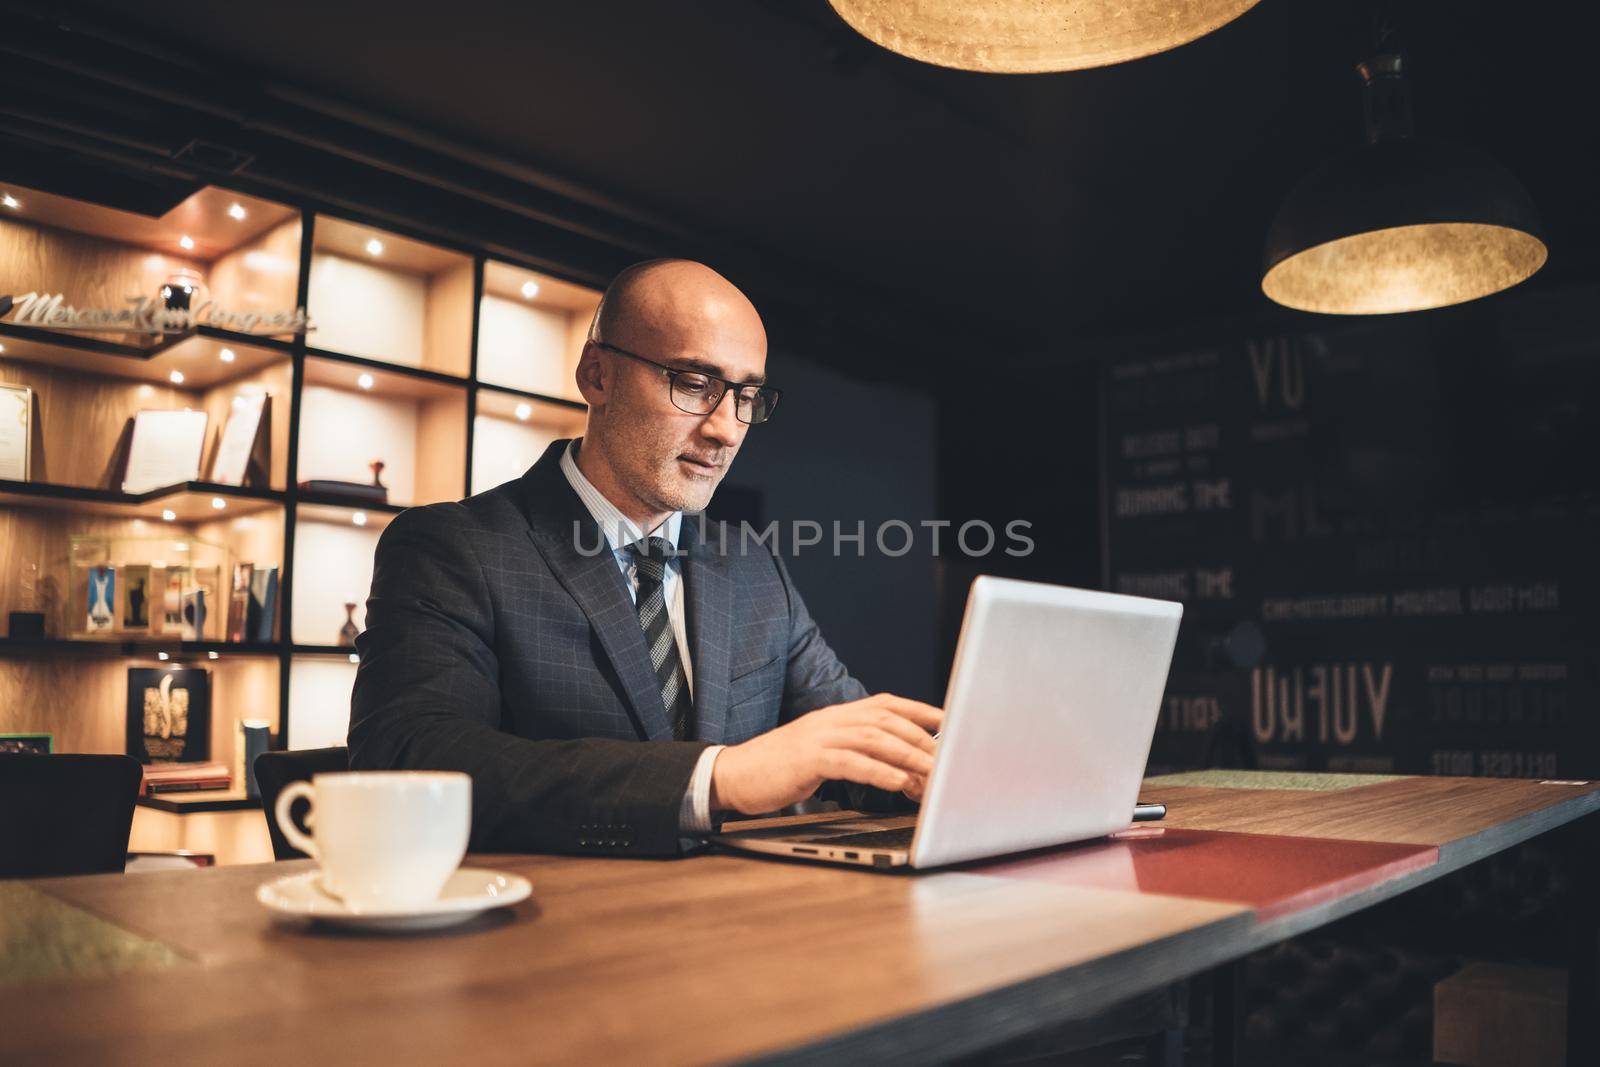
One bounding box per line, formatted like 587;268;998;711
575;341;607;407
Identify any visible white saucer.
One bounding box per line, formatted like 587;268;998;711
257;867;532;932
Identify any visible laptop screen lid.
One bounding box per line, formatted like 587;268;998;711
910;576;1182;868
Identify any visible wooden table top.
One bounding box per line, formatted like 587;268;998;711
4;772;1598;1066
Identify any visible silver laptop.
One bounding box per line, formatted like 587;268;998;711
713;576;1183;869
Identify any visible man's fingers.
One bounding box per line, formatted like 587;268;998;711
827;727;935;777
868;694;944;731
816;749;913;794
863;709;939;755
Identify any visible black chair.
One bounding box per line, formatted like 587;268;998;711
254;746;349;860
0;753;142;878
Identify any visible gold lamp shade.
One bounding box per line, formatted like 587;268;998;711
1262;221;1548;316
1262;128;1547;317
827;0;1263;73
1263;54;1546;315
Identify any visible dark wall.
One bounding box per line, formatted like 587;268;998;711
934;359;1103;673
716;347;941;703
937;280;1600;780
1099;282;1600;778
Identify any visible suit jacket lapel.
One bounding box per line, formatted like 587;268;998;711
516;440;676;742
681;514;733;744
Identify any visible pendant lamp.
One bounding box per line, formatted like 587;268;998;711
827;0;1262;73
1263;54;1546;315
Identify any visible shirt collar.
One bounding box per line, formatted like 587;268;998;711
559;438;682;555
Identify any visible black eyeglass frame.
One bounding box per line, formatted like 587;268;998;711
591;340;782;425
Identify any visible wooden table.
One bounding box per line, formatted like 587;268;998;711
3;772;1597;1065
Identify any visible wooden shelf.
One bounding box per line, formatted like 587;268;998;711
477;261;596;401
297;495;406;521
292;644;361;658
1;178;601;852
306;216;473;377
0;637;282;658
0;183;297;261
477;382;587;412
0;479;285;521
304;347;470;394
0;322;292;389
137;791;261;814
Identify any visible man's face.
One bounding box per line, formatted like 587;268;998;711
600;334;766;516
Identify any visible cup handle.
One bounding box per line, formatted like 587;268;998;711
274;781;319;860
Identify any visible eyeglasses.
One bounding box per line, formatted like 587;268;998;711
592;340;781;425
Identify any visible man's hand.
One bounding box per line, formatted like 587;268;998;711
710;693;943;816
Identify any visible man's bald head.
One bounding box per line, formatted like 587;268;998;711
589;258;766;358
573;259;768;526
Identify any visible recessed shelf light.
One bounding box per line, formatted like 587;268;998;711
138;384;155;398
0;343;6;353
514;402;533;421
366;238;384;256
173;542;188;552
211;497;227;510
161;509;177;522
220;348;236;363
228;203;247;221
179;235;196;250
169;370;185;385
208;650;220;660
351;511;368;527
357;373;375;390
157;652;170;661
1;194;18;209
349;653;360;664
521;280;540;299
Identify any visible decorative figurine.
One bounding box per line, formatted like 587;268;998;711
86;564;115;633
160;268;205;314
369;459;386;489
338;601;361;647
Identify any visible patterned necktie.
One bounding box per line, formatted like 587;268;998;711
628;536;692;740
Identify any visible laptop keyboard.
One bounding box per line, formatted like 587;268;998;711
801;827;916;850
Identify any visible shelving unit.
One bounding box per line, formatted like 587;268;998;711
1;176;602;861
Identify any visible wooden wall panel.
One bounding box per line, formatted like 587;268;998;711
423;260;474;377
128;807;273;865
205;218;302;322
0;218;205;345
413;394;468;504
0;360;196;488
0;656;129;753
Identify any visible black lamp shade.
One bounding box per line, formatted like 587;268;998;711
1263;139;1547;314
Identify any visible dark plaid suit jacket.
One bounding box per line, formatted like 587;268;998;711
348;439;871;856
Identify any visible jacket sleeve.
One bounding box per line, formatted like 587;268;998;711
348;504;710;856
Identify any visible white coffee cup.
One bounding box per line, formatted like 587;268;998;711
274;771;470;909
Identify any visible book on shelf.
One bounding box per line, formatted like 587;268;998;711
141;761;231;795
297;479;389;503
246;566;278;642
227;563;254;643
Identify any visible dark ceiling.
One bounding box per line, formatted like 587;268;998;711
8;0;1600;362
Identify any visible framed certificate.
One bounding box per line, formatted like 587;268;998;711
122;409;209;494
0;383;32;481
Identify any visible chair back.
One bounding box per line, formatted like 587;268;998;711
254;746;349;860
0;754;142;878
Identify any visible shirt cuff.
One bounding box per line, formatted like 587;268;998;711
677;744;725;836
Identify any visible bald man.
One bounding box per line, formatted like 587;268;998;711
349;260;941;855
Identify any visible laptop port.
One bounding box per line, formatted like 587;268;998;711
793;847;818;855
844;852;859;860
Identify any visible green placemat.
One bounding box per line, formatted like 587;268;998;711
1146;769;1409;792
0;881;183;987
